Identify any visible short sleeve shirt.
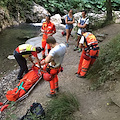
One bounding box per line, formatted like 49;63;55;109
78;17;89;25
49;43;66;65
79;36;85;44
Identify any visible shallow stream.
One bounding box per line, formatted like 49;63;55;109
0;24;41;77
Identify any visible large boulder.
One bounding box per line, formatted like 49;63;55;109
113;11;120;23
26;2;50;23
51;14;62;25
73;11;120;24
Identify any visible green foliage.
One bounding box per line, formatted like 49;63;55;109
0;0;120;20
0;0;33;19
45;92;79;120
6;101;17;120
35;0;120;15
87;34;120;90
5;93;79;120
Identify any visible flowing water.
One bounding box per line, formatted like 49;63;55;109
0;23;41;77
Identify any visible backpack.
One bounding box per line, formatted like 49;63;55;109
20;103;45;120
61;30;66;36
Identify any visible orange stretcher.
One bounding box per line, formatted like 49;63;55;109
0;65;43;112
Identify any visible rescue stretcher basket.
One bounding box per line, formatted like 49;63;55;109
0;65;43;112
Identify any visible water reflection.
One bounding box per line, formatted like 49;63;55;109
0;23;41;77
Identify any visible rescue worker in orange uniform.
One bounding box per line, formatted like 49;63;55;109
41;36;66;98
76;29;99;78
41;15;56;58
14;44;43;80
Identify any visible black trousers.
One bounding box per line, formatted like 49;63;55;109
13;50;28;80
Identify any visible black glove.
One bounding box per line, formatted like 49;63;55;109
36;47;44;53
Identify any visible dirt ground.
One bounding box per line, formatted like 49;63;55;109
1;23;120;120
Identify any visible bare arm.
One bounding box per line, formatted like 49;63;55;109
47;29;56;37
29;56;41;68
79;43;84;48
79;36;85;49
78;23;87;28
40;54;52;65
45;55;52;63
35;57;41;68
65;16;75;24
29;56;34;64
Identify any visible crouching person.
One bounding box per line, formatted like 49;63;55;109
41;36;66;98
76;30;99;78
14;44;42;80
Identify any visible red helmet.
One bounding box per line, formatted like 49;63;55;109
43;72;53;81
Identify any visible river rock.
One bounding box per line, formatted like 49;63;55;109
113;11;120;23
51;14;62;25
7;55;15;60
26;2;50;23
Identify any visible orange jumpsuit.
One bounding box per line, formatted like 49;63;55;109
43;64;62;94
77;32;99;77
41;21;56;56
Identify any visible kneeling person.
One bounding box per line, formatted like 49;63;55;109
41;36;66;98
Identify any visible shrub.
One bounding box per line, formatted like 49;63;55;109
45;92;79;120
87;34;120;90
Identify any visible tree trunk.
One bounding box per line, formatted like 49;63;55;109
106;0;112;21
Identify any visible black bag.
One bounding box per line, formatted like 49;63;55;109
20;103;45;120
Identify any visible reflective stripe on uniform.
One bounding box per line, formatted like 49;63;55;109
19;44;36;53
88;41;98;45
84;33;97;45
81;67;87;72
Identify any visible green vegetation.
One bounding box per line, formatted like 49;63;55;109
6;92;79;120
0;0;33;19
87;34;120;90
35;0;120;14
6;101;17;120
45;92;79;120
0;0;120;18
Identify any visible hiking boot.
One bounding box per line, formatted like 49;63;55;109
75;72;78;74
78;48;82;53
46;93;56;98
74;46;78;51
55;87;59;92
66;43;69;47
76;74;86;78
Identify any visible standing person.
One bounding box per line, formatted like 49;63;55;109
76;30;99;78
41;36;66;98
14;44;42;80
74;10;89;53
41;14;56;58
65;9;75;47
